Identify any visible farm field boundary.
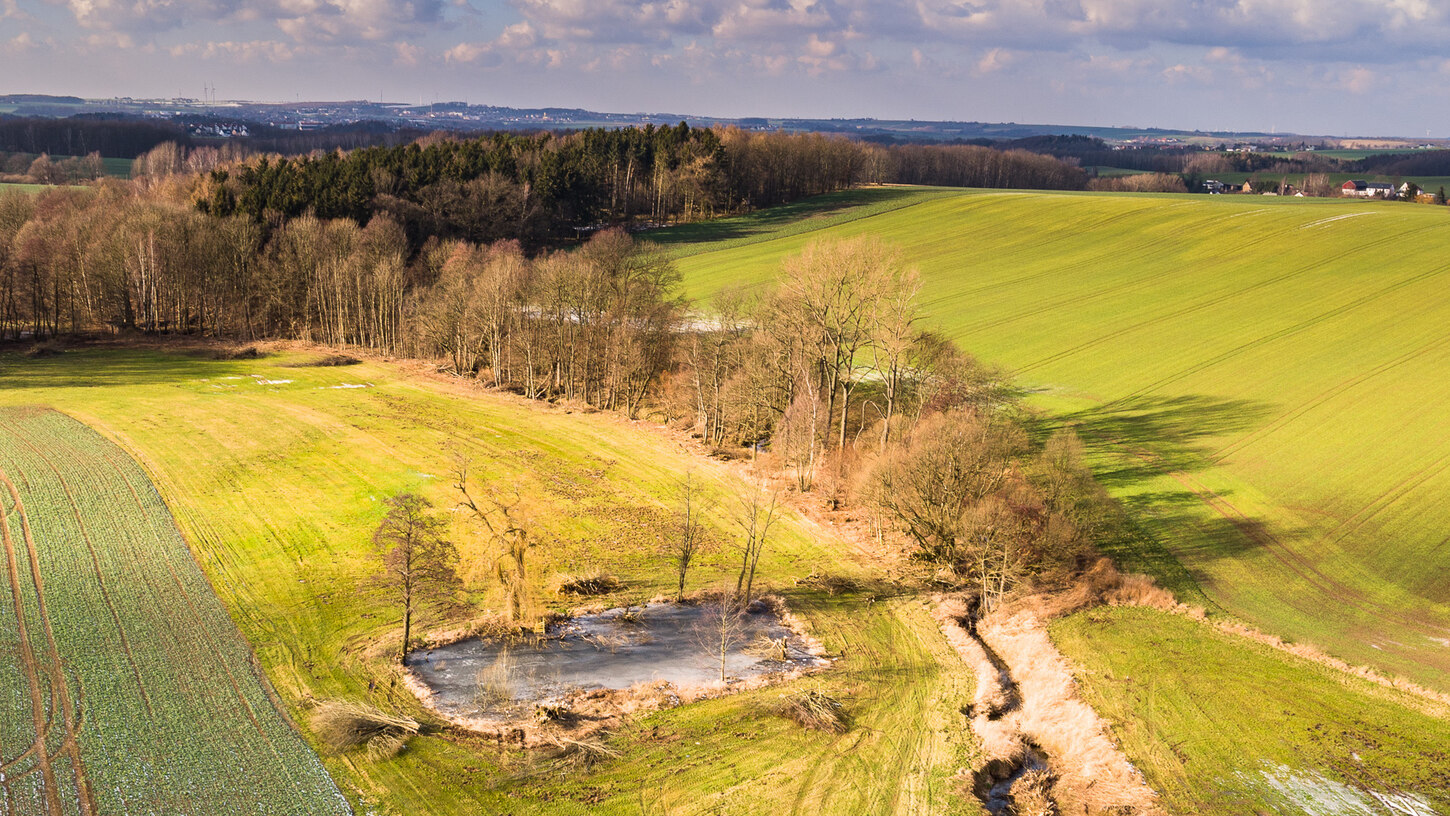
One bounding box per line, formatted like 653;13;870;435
0;406;349;816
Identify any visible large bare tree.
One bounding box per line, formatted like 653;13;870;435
374;493;459;665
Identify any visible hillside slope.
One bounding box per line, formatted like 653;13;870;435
0;347;977;816
669;189;1450;689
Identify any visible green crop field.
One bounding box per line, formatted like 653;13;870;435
1052;606;1450;815
0;406;348;815
0;347;978;815
664;188;1450;693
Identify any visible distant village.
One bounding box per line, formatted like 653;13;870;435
1202;178;1444;203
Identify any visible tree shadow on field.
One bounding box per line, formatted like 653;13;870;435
1047;395;1293;604
0;348;252;391
1057;395;1275;488
640;187;928;249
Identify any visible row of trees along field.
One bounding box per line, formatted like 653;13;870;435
0;127;1087;343
162;125;1087;248
0;151;109;184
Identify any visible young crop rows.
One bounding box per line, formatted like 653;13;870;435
0;407;351;816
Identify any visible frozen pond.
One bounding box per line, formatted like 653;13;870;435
408;602;825;720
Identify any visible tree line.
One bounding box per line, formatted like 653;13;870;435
0;123;1095;344
370;234;1108;649
176;125;1086;248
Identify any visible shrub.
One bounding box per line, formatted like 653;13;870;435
25;342;63;358
289;353;361;367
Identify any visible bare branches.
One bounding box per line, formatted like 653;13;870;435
735;477;781;606
672;471;708;602
451;450;532;621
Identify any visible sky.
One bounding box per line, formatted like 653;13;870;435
2;0;1449;137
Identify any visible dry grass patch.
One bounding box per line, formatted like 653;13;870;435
474;648;515;709
553;569;625;596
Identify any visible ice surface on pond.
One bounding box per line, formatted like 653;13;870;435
408;602;824;720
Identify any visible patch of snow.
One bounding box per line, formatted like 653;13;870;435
325;383;371;389
250;375;293;385
1239;765;1438;816
1299;212;1375;230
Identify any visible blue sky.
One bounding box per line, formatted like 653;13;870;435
2;0;1448;136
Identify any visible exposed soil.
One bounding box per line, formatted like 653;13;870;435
934;591;1161;816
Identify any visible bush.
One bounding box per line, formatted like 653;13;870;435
24;342;63;358
289;353;362;367
201;345;263;360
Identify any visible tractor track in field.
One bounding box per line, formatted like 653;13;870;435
98;440;303;780
947;206;1319;342
0;466;91;816
1012;226;1423;376
923;202;1240;307
1213;329;1450;461
108;459;269;740
1160;463;1436;640
1314;445;1450;563
0;416;157;719
1105;262;1450;406
2;473;95;816
1097;430;1438;645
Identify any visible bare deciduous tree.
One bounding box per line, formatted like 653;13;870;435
695;591;748;683
453;452;533;622
374;493;459;665
673;471;708;602
735;477;781;606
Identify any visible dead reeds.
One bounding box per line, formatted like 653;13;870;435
474;648;515;709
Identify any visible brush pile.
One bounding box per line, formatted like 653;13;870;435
311;701;421;761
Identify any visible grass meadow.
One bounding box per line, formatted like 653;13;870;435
0;347;978;816
663;188;1450;694
1051;606;1450;814
2;344;1445;812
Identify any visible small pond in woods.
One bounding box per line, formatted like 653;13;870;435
407;602;825;720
